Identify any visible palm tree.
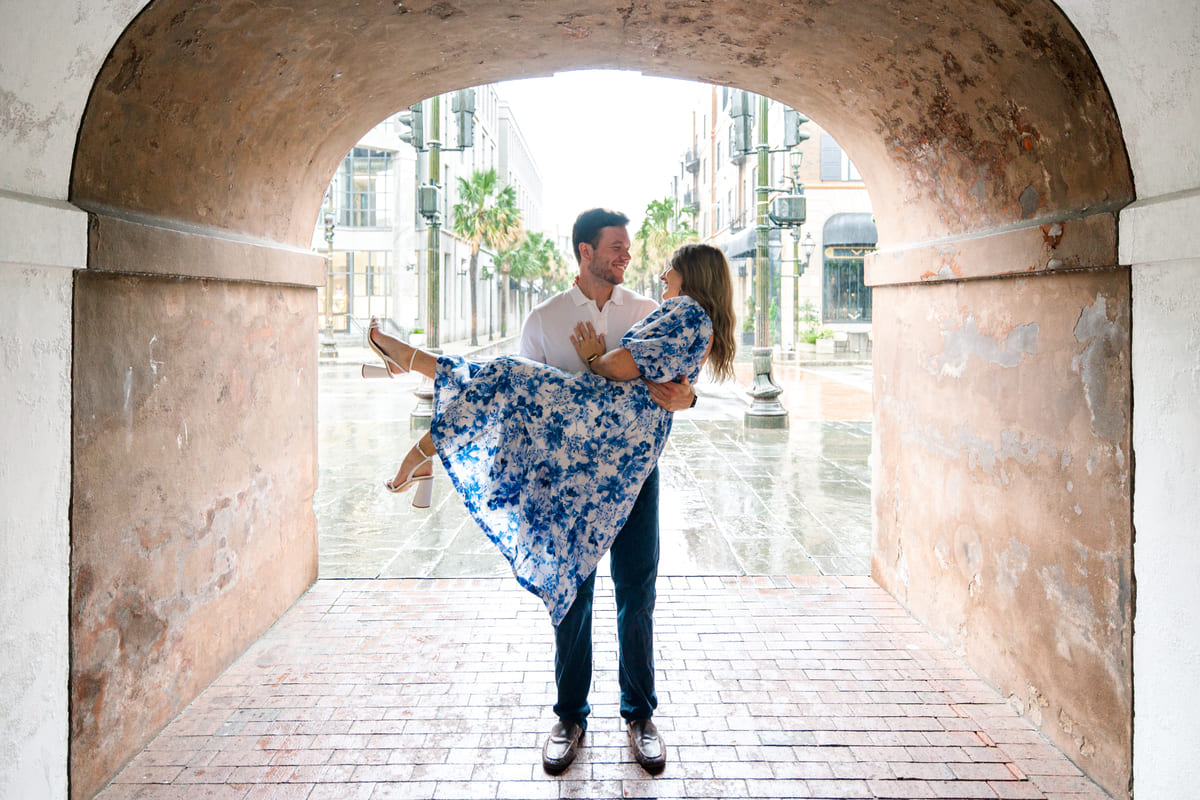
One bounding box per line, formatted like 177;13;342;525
451;168;522;345
632;197;698;298
522;231;569;294
496;231;569;334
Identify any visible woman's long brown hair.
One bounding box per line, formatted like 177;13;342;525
671;243;737;382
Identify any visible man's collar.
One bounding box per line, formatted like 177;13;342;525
569;282;625;307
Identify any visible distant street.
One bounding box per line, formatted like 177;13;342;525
315;346;874;580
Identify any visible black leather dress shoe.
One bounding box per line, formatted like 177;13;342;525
542;720;584;774
627;718;666;773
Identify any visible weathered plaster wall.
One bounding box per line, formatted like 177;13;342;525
2;0;1197;796
1055;2;1200;795
0;192;83;800
62;1;1136;797
70;0;1132;251
872;269;1131;792
71;271;319;799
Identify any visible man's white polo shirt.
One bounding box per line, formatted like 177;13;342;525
519;283;657;372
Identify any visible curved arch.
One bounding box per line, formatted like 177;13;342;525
71;0;1131;251
67;3;1135;798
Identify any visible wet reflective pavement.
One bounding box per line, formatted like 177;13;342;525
316;346;874;581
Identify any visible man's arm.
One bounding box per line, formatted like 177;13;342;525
518;309;544;362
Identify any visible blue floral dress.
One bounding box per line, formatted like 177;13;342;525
429;296;712;624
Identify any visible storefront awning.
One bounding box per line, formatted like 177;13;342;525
822;212;878;246
719;226;781;259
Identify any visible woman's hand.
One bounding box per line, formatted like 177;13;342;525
569;321;642;381
570;321;606;367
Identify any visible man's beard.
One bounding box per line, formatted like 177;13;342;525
588;258;626;286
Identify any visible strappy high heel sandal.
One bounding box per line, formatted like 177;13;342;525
362;317;418;379
385;438;435;508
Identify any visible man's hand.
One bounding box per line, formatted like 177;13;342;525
644;374;696;412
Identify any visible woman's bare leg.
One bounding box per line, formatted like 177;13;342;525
368;325;438;379
388;431;435;489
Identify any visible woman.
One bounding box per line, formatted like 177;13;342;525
365;243;736;622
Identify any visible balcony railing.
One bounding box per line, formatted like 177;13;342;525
683;146;699;174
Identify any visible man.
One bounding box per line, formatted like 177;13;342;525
519;208;694;776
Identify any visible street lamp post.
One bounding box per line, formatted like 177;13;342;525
398;90;474;427
410;95;444;429
794;231;816;349
320;210;338;358
746;94;788;428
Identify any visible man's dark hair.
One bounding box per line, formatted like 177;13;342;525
571;208;629;263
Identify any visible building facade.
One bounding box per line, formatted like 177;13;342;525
672;86;876;356
313;85;550;348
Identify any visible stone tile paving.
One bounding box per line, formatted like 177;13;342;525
96;576;1111;799
316;359;874;580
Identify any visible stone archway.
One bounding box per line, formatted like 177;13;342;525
68;2;1133;797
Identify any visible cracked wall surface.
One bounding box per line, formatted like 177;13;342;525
71;0;1131;255
61;0;1135;797
872;270;1132;793
71;272;318;798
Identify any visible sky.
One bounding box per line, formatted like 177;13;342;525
494;70;711;238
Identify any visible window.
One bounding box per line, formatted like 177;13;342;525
339;148;394;227
317;251;351;333
822;246;873;323
352;251;391;298
819;134;862;182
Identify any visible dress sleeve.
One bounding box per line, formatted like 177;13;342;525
621;298;713;383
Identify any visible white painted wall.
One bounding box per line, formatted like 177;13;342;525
0;195;86;800
1;2;145;796
1121;183;1200;800
1130;255;1200;798
1057;0;1200;795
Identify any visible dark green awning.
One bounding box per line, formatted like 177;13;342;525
822;213;877;246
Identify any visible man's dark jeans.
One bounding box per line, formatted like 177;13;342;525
552;467;660;729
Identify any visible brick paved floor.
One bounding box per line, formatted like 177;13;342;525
96;576;1111;800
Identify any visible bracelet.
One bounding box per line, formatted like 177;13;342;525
586;352;600;365
689;392;698;408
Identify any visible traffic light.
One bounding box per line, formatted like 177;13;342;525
452;89;475;149
769;195;807;227
407;101;424;150
729;89;755;158
732;116;753;156
418;184;440;220
323;211;336;243
784;108;811;148
729;89;753;118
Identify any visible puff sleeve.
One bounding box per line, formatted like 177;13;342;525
621;296;712;384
